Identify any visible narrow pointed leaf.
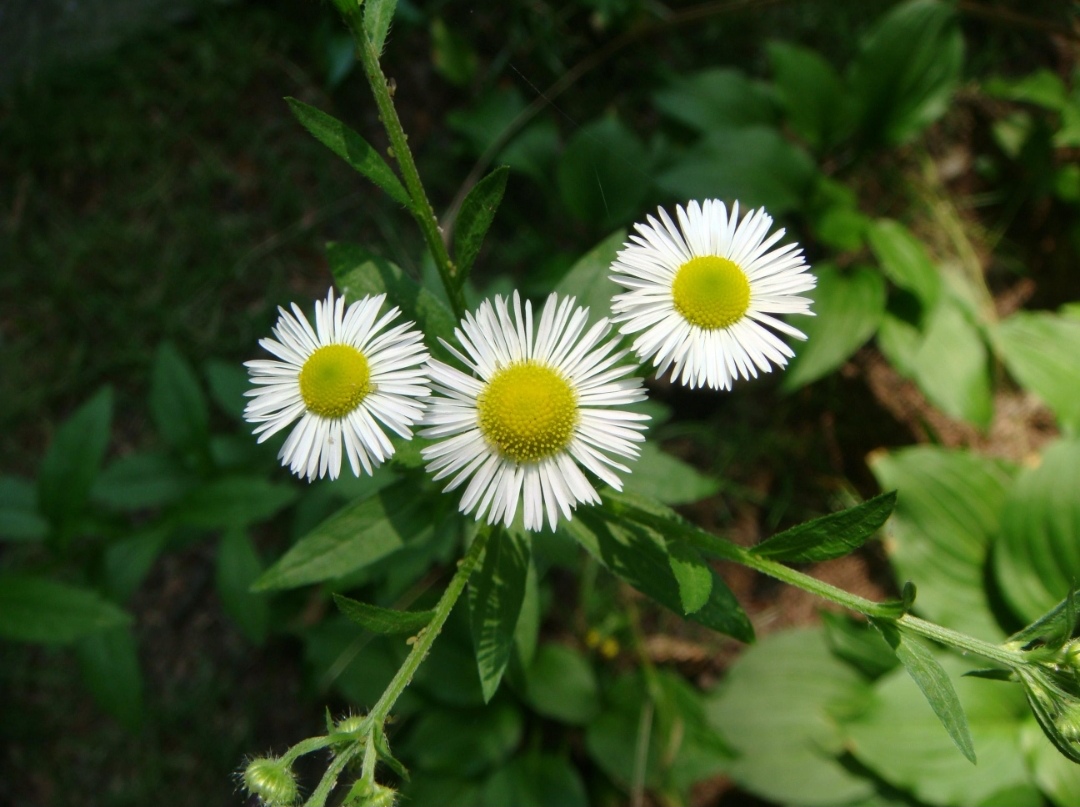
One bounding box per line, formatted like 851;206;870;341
0;575;130;644
150;343;210;455
333;593;434;635
873;620;976;763
76;624;144;729
469;526;531;702
373;722;410;781
286;97;411;208
752;491;896;563
217;529;270;644
453;165;508;285
867;219;940;307
363;0;397;55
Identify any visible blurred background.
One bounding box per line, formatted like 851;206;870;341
2;1;1078;805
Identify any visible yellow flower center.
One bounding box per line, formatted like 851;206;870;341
299;344;372;418
671;255;751;330
477;361;578;463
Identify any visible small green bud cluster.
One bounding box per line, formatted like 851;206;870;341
344;780;397;807
242;757;299;807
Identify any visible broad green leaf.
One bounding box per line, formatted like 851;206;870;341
363;0;396;55
175;476;297;530
0;476;46;542
333;593;434;635
876;304;924;378
285;98;410;207
706;628;877;807
469;526;531;702
848;0;963;147
77;624;144;729
782;264;886;390
587;670;732;797
255;480;435;590
1022;717;1080;807
150;343;210;455
985;70;1069;111
567;504;753;641
996;310;1080;434
398;702;522;776
658;127;817;215
453;165;508;283
92;451;193;510
994;439;1080;622
523;643;600;725
480;751;588;807
870;446;1012;639
551;229;626;324
557;116;648;228
103;527;167;603
216;529;270;644
0;575;130;644
767;42;852;150
622;440;719;506
653;68;778;133
204;358;249;421
842;653;1030;807
38;387;113;532
875;621;975;762
911;296;993;427
867;219;941;307
328;241;458;352
752;491;896;563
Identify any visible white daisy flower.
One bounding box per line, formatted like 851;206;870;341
244;289;430;481
421;291;649;532
610;199;816;390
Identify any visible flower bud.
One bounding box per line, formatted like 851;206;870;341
343;779;397;807
242;757;299;807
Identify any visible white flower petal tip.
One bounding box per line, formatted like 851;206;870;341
243;288;431;482
610;199;816;391
420;290;649;533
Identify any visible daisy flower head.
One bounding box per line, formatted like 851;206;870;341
244;288;430;481
610;199;816;391
421;291;649;532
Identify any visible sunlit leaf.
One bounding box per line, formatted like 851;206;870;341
752;491;895;563
996;310;1080;434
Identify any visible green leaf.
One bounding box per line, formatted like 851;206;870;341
996;310;1080;434
0;575;130;644
566;503;753;641
870;446;1013;638
910;296;993;427
332;592;434;635
874;620;976;763
994;439;1080;622
254;480;435;590
92;451;193;510
512;557;541;670
286;98;411;208
842;652;1031;807
752;491;896;563
657;127;817;215
523;643;600;725
204;358;250;421
38;387;113;532
363;0;397;55
103;527;167;603
328;241;458;352
399;702;522;776
666;538;712;615
557;116;648;228
621;440;720;506
76;624;144;729
985;69;1069;111
150;343;210;455
782;263;886;390
767;42;852;150
175;476;297;530
706;628;877;806
653;68;778;133
469;526;531;702
216;529;270;644
867;219;941;307
848;0;963;147
453;165;508;284
430;17;478;87
480;751;588;807
373;722;410;782
0;476;47;542
821;611;899;679
551;229;626;324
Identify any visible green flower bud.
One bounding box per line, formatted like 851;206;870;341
242;757;299;807
343;779;396;807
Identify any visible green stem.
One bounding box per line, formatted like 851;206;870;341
367;526;491;724
303;743;360;807
896;614;1027;668
340;2;466;319
280;736;333;766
